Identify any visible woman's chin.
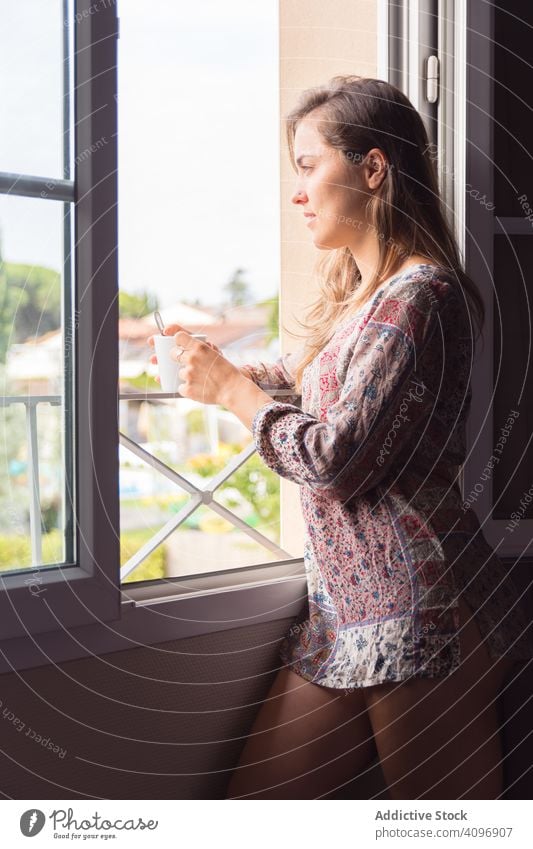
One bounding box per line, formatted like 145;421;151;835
312;232;340;251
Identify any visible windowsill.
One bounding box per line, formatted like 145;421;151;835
0;559;307;676
121;557;306;607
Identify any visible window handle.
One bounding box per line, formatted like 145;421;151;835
426;54;439;104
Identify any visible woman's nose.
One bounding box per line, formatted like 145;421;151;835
291;185;307;205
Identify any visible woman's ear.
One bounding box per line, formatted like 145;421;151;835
365;148;389;191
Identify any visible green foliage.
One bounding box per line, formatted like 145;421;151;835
0;528;166;582
40;496;61;533
120;370;160;392
0;448;280;574
0;261;61;363
186;408;206;435
0;249;158;366
184;443;280;536
0;529;63;570
120;529;166;583
0;373;27;505
119;289;159;319
257;293;279;344
185;450;225;478
224;452;280;532
223;267;251;307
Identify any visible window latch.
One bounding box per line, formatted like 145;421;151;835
426;54;439;104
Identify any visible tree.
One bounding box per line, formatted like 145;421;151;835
257;294;279;344
0;362;28;529
0;241;14;365
223;267;251;307
118;288;159;319
0;254;61;364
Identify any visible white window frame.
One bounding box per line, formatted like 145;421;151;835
0;0;307;663
0;0;121;641
8;1;496;669
2;0;488;660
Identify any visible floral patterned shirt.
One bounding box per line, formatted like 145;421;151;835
244;264;533;689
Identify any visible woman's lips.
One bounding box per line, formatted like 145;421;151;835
305;214;317;226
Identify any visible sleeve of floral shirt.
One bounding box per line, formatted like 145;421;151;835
251;278;458;502
242;350;303;407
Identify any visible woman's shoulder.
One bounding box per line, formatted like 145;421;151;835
332;264;460;341
372;264;463;328
384;263;457;302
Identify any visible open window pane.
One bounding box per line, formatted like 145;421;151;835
0;0;67;179
117;0;279;305
118;396;291;582
0;194;75;573
117;0;283;582
0;0;119;641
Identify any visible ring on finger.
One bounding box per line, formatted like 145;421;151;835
174;345;185;358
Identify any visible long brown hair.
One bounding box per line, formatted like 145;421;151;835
279;75;484;394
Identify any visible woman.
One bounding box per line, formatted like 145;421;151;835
149;76;533;799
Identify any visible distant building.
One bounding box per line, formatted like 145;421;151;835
6;302;279;395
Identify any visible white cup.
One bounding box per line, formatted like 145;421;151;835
153;333;207;393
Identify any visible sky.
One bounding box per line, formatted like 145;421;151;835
0;0;280;309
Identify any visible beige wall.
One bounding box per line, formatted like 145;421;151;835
279;1;378;554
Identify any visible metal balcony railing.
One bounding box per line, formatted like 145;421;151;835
1;390;294;579
0;394;62;565
118;391;294;579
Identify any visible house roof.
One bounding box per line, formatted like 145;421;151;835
7;303;276;384
144;303;217;328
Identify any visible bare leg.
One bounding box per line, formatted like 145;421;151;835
226;666;377;799
363;594;515;799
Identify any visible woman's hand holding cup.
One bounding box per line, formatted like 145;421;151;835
148;323;243;405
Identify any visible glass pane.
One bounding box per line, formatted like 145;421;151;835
0;0;71;179
121;503;282;584
164;504;282;578
212;452;282;545
492;234;533;519
119;397;287;581
117;0;279;307
0;194;74;572
117;0;284;581
493;1;533;216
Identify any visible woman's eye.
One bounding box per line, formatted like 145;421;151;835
300;166;313;174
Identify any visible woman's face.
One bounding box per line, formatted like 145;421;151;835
290;117;385;251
